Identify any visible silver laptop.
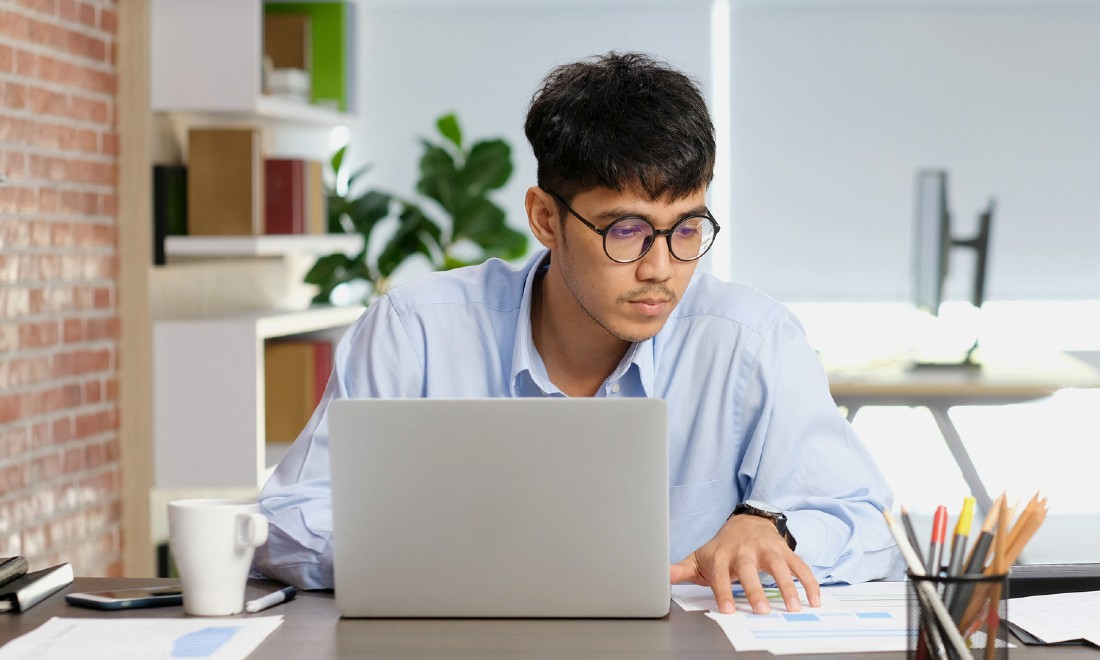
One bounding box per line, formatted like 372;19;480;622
328;398;670;618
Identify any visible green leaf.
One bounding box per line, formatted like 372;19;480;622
436;113;462;149
451;197;505;242
330;145;347;178
345;163;373;191
463;140;512;193
377;204;444;276
417;143;465;215
344;190;392;242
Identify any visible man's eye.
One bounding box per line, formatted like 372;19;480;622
609;222;648;240
675;223;701;238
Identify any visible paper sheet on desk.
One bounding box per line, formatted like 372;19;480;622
674;582;911;655
1008;590;1100;645
0;616;282;660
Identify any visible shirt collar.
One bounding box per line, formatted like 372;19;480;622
509;249;655;398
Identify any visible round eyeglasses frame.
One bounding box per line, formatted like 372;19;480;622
544;189;721;264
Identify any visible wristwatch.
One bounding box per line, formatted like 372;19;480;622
730;500;797;551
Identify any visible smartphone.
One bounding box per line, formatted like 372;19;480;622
66;585;183;610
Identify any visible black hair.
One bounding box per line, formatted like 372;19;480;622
524;51;716;204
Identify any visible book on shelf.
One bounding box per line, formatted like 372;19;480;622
307;160;325;234
264;2;350;112
153;164;187;265
263;12;312;103
0;557;28;589
264;338;334;444
187;128;263;236
264;159;327;235
0;563;73;613
263;12;311;72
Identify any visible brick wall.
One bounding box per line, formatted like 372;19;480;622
0;0;121;576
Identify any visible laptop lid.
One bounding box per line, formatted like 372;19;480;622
329;398;670;618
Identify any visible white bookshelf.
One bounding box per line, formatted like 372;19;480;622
150;0;355;121
165;234;363;258
153;306;364;489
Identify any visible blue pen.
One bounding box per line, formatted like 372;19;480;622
245;586;298;613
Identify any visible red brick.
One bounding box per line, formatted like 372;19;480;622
58;0;76;22
2;82;27;110
30;452;62;481
31;421;50;449
51;416;73;443
0;10;28;40
15;48;35;76
78;2;94;29
4;151;26;181
100;131;117;156
0;44;12;72
104;377;117;401
0;254;15;284
63;318;82;342
83;379;101;404
0;464;26;492
38;188;58;213
14;0;57;14
70;95;107;123
1;287;31;318
85;316;119;342
61;446;82;470
0;115;34;143
26;15;66;51
0;395;20;424
28;86;68;116
93;286;110;309
99;7;116;34
19;321;60;350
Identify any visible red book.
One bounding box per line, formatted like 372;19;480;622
265;159;307;234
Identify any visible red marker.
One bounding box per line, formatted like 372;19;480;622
926;505;948;575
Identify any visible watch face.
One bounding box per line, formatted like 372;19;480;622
745;499;781;515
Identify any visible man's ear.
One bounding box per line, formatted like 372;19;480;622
526;187;560;251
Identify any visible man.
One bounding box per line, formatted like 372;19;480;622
254;52;898;615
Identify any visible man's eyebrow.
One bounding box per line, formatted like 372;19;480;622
592;204;712;221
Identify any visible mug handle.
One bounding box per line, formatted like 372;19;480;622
236;512;270;549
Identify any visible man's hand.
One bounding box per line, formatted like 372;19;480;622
669;514;820;615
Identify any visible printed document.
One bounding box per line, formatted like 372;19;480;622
0;616;282;660
673;581;910;655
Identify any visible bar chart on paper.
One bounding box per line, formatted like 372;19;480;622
0;617;283;660
673;581;911;655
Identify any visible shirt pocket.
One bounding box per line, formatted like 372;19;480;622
669;480;719;518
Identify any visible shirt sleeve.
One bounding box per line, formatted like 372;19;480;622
251;295;423;589
737;308;903;584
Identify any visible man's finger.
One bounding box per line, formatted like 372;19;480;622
669;556;701;585
734;559;770;615
767;560;801;612
708;563;736;615
789;554;821;607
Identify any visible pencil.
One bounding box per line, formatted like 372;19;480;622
882;509;971;658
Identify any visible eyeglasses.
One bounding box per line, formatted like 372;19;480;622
544;189;720;264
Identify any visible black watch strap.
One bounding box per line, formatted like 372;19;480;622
730;501;797;551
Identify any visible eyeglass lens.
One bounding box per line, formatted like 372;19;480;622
604;216;716;263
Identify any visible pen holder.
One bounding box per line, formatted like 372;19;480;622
907;572;1008;660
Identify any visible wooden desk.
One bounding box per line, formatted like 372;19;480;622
1;578;1096;658
826;349;1100;516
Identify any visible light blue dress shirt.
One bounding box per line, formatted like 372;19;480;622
254;250;899;590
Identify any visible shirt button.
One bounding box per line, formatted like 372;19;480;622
610;383;621;394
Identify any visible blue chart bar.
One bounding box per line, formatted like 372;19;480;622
171;626;242;658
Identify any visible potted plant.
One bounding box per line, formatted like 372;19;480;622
305;114;528;304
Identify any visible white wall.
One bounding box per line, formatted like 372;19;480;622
352;0;713;261
728;2;1100;302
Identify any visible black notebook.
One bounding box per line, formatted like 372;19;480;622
0;563;73;613
0;557;28;589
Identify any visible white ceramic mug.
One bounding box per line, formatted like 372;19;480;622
168;499;269;616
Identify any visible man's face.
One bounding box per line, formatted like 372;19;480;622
551;185;708;343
